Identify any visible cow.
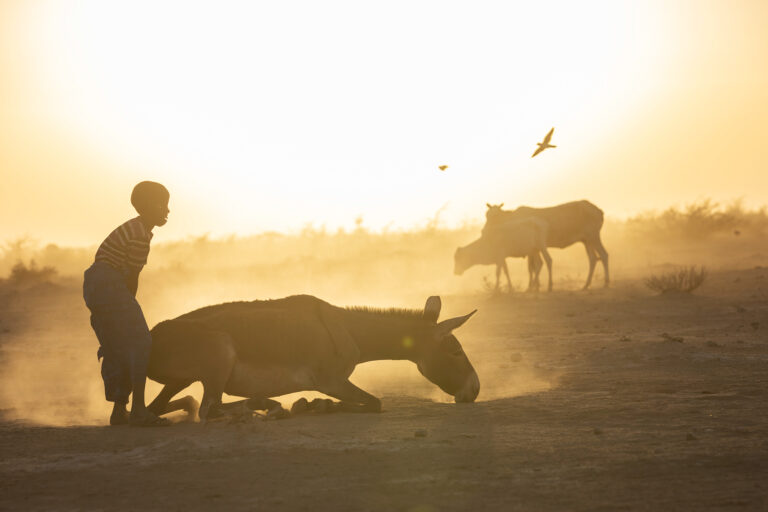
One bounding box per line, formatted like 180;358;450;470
484;200;609;289
455;217;552;292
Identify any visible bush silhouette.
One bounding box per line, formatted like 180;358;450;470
7;260;57;287
644;266;707;294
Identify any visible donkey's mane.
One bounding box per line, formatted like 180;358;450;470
344;306;425;321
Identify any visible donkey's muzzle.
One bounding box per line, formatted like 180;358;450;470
454;371;480;403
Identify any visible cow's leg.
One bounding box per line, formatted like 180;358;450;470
526;256;534;291
527;253;542;292
595;235;610;287
148;381;198;420
317;380;382;413
541;248;553;292
501;260;514;293
582;242;598;290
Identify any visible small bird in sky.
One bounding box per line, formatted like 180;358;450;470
438;165;449;171
531;127;556;158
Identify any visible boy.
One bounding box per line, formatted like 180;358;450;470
83;181;171;426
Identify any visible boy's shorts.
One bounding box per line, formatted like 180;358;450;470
83;261;152;404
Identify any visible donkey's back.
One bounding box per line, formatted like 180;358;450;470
148;295;355;386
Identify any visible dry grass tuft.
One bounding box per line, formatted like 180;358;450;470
644;266;707;294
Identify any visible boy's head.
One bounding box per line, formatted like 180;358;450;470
131;181;170;227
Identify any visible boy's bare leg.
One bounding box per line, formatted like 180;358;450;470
129;366;171;426
110;401;130;425
130;374;148;415
130;378;170;426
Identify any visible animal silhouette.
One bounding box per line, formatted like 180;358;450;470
455;217;552;292
146;295;480;420
531;127;556;158
484;200;609;289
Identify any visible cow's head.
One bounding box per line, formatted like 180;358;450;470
413;296;479;403
453;246;471;275
485;203;505;222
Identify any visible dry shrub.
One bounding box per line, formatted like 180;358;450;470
626;199;768;241
6;260;58;287
0;238;91;277
644;266;707;294
481;274;506;295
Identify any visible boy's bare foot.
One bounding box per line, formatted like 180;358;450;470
110;403;130;426
129;408;171;427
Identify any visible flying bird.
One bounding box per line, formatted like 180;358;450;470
438;165;449;171
531;127;556;158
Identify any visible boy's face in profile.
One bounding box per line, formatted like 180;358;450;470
142;196;170;228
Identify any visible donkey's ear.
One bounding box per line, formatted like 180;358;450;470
423;296;442;323
486;203;492;209
436;310;477;336
499;202;504;208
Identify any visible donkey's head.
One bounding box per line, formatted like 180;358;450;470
414;296;479;403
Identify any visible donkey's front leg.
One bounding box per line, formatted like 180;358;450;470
148;381;198;421
317;380;382;413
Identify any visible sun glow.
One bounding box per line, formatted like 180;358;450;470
8;0;673;242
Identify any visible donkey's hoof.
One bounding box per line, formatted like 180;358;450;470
291;397;310;415
265;406;291;420
182;396;200;421
309;398;337;413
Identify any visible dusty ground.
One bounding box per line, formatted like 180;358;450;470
1;267;768;511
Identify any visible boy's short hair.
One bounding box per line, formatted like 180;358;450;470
131;181;169;213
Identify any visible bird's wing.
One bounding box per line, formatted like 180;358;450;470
531;146;544;158
542;127;554;144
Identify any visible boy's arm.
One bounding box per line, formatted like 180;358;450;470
125;268;140;297
125;234;149;297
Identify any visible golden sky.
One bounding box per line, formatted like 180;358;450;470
1;0;767;246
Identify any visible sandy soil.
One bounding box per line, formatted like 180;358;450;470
1;268;768;511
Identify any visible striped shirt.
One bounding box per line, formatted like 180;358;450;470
94;217;153;274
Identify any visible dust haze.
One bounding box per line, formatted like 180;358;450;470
0;199;765;425
4;200;768;511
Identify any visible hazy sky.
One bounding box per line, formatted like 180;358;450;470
1;0;767;246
